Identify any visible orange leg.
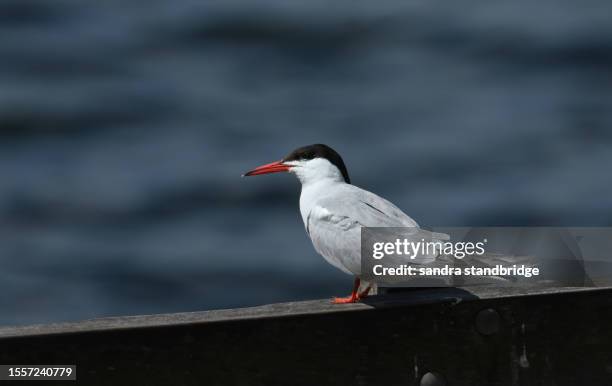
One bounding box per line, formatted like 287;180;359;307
332;278;371;304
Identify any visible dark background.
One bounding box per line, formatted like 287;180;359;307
1;0;611;325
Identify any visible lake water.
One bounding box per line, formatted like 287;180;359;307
1;0;611;325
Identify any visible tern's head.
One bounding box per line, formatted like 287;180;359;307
243;144;350;185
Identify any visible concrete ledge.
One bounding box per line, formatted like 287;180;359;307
0;286;598;339
1;286;612;386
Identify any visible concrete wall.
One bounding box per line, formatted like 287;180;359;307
1;287;611;385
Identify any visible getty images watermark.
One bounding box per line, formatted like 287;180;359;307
370;235;539;279
361;227;612;287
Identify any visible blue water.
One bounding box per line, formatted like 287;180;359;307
1;0;612;325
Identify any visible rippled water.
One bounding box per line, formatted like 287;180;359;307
1;0;611;325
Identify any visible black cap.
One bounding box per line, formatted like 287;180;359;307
283;144;350;184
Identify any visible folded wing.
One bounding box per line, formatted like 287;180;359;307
306;184;448;276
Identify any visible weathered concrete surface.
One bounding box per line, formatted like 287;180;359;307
0;286;595;339
1;286;612;385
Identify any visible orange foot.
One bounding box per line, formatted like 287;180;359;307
331;278;371;304
332;294;359;304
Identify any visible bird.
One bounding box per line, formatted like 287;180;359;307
243;144;448;303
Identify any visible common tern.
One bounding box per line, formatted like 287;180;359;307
244;144;447;303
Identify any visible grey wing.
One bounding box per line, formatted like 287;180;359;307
307;185;449;276
334;185;450;242
307;206;362;275
335;184;420;228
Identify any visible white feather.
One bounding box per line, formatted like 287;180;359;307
288;158;447;279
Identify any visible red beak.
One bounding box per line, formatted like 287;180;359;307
243;160;290;177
